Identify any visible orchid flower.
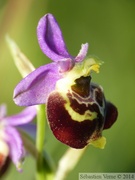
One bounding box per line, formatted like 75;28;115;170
0;104;36;171
13;13;118;149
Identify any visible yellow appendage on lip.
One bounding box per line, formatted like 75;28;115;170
89;136;106;149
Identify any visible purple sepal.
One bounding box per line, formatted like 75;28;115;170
5;106;36;126
13;63;60;106
37;13;72;61
5;127;24;171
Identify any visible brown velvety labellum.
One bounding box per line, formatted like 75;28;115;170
47;91;104;149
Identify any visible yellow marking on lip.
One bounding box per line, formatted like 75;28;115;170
64;99;97;122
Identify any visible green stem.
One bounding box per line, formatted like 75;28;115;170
36;104;46;180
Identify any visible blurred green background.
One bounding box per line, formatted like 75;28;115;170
0;0;135;179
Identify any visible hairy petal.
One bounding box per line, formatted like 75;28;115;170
75;43;89;62
5;106;36;126
37;13;71;61
5;127;24;171
13;62;60;106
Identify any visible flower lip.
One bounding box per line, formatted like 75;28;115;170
47;89;104;149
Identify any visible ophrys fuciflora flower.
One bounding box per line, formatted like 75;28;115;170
13;13;118;149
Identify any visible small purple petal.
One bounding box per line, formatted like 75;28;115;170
5;127;24;171
5;106;36;126
37;13;72;61
0;104;7;119
74;43;89;62
13;62;61;106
